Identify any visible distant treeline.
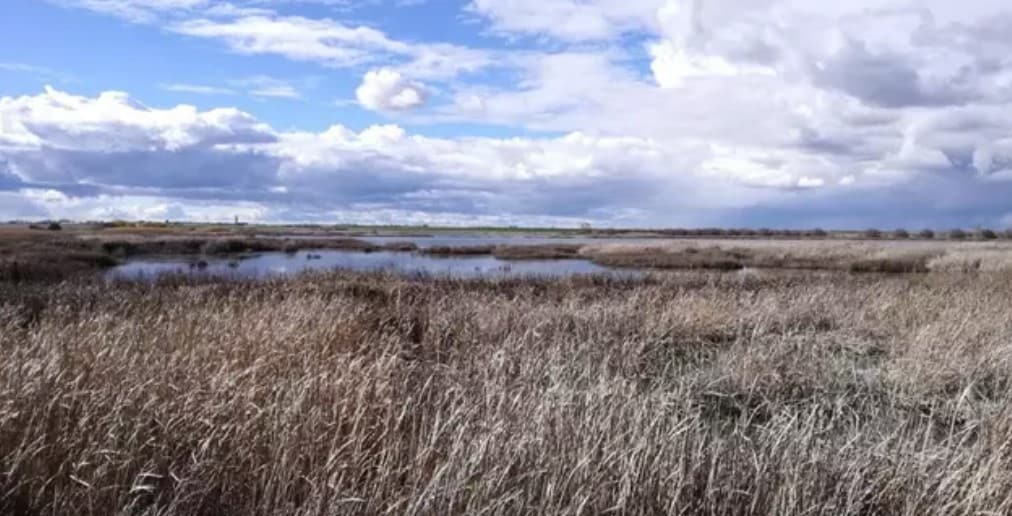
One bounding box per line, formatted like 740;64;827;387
10;219;1012;241
587;227;1012;240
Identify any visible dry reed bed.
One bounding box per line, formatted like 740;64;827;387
3;271;1012;514
582;239;1012;273
12;232;1012;285
421;244;584;260
0;236;417;282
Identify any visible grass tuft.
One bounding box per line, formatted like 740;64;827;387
3;271;1012;514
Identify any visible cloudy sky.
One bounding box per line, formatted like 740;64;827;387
3;0;1012;228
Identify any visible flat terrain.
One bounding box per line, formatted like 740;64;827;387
6;222;1012;281
5;222;1012;514
3;268;1012;514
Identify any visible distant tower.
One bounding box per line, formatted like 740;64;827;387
234;215;239;225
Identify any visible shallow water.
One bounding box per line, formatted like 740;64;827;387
356;235;666;249
107;249;633;281
255;234;669;249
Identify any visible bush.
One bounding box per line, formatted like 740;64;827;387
808;228;828;238
47;222;62;231
423;246;495;256
978;229;998;240
948;229;968;240
863;228;882;239
849;257;929;274
917;229;935;240
893;229;910;239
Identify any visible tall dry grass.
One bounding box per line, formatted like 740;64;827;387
3;271;1012;514
582;239;1012;273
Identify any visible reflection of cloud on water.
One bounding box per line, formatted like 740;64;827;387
108;246;634;281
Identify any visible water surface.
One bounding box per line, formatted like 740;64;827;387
108;249;632;281
357;235;664;248
255;234;670;249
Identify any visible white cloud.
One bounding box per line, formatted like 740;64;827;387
231;75;302;98
161;83;237;95
171;14;492;79
355;68;427;112
467;0;662;41
161;77;305;99
173;15;397;66
0;87;710;224
0;86;275;153
7;85;1012;227
647;40;774;88
53;0;213;22
26;1;1012;227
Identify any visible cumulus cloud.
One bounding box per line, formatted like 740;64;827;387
0;87;279;194
7;81;1012;227
0;87;711;224
23;1;1012;227
0;87;276;153
355;68;427;112
441;1;1012;200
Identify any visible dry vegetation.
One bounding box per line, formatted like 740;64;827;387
418;244;584;260
8;222;1012;282
0;233;418;282
4;269;1012;514
582;239;1012;273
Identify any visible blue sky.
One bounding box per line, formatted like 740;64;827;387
1;0;470;132
3;0;1012;228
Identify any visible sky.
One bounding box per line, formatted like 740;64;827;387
3;1;1012;228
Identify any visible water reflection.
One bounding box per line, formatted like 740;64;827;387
255;234;669;249
107;249;634;281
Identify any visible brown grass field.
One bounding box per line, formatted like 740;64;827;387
7;222;1012;278
4;266;1012;514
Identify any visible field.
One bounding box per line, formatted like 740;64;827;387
3;266;1012;515
7;221;1012;282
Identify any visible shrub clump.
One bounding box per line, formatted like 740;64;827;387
591;247;747;271
422;245;495;256
493;244;583;260
848;257;929;274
